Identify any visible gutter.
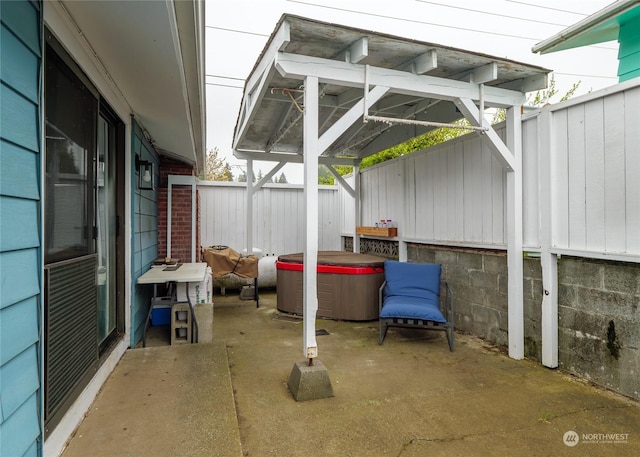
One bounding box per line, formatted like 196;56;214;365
532;0;640;54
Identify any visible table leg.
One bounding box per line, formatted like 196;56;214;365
255;277;259;308
142;283;160;348
186;282;199;343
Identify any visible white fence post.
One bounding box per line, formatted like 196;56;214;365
506;105;524;360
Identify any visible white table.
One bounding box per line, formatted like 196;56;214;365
137;262;208;346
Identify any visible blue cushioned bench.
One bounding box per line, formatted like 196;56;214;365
378;260;454;351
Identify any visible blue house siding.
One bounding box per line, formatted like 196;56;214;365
130;120;159;346
0;1;43;456
618;13;640;82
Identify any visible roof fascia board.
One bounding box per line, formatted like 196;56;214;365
166;0;198;168
234;20;291;148
532;0;639;54
174;0;207;171
275;52;525;108
245;20;291;98
454;97;515;171
234;65;278;150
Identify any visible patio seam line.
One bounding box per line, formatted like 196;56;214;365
398;402;634;452
224;341;245;456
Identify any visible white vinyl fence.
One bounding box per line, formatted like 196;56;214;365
198;181;341;256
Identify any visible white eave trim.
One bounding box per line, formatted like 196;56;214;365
532;0;639;54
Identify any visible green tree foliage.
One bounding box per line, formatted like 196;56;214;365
359;118;472;169
530;73;580;106
200;147;233;181
318;165;334;184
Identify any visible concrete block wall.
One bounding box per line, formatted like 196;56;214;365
557;257;640;401
407;244;510;349
407;243;640;401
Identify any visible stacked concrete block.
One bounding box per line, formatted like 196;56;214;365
405;242;640;402
171;303;192;345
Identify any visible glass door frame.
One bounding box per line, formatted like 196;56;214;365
97;99;125;355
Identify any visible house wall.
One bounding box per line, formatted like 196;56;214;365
131;120;159;347
0;1;43;456
618;13;640;82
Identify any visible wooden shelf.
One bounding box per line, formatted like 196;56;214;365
356;226;397;237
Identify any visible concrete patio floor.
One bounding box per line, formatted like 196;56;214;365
61;291;640;457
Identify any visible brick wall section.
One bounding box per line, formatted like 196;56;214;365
158;157;201;263
407;243;640;401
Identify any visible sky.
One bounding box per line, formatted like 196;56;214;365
205;0;620;183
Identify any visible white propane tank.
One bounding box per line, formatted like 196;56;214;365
257;256;277;288
241;247;263;258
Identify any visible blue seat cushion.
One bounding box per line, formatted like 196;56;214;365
384;260;441;301
380;295;446;323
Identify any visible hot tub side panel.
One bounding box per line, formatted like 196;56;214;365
276;269;335;318
277;268;302;315
333;272;384;320
276;268;383;321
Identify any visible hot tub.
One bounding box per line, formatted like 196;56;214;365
276;251;386;321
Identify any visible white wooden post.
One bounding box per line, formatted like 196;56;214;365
506;105;524;359
398;158;408;262
303;76;319;359
246;158;254;255
353;165;361;253
538;108;558;367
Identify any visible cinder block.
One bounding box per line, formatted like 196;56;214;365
172;326;192;345
172;303;191;325
171;303;192;345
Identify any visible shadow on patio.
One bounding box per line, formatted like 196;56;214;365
61;291;640;457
